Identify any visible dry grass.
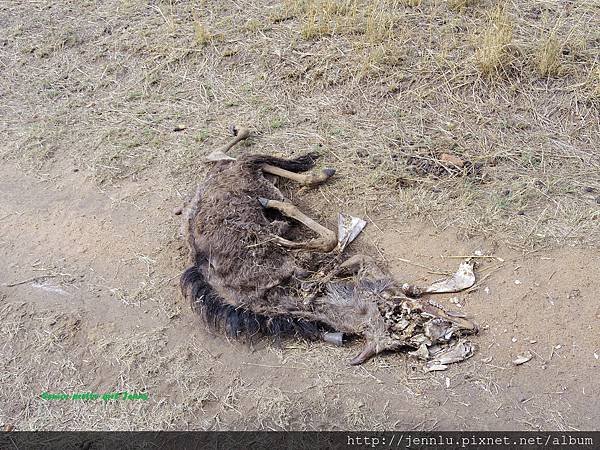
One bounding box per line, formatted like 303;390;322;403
401;0;422;6
1;0;597;248
448;0;478;11
475;4;514;76
535;34;562;77
194;21;213;46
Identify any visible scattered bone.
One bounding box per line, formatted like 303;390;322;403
424;261;475;294
424;318;459;342
337;214;367;252
409;343;430;360
426;363;448;372
425;341;474;371
512;351;533;366
401;283;423;297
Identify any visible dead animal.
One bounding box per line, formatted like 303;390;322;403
180;127;478;365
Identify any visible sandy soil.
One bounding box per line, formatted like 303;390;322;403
1;161;599;430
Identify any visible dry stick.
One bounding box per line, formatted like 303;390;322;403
245;238;277;248
396;257;450;276
441;255;505;261
241;362;308;370
4;275;59;287
463;264;506;294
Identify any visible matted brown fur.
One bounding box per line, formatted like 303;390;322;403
180;152;477;364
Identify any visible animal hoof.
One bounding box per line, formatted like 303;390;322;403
322;332;344;346
349;343;377;365
322;168;336;177
258;197;270;208
231;125;250;139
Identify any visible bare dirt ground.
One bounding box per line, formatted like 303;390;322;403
1;0;599;431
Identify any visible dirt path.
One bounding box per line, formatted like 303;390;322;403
1;162;598;430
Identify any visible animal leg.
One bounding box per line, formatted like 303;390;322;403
206;126;251;161
262;164;335;187
258;198;337;252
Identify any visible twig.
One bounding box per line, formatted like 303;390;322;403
441;255;505;262
246;238;277;248
463;265;505;294
241;362;308;370
4;275;59;287
396;258;450;276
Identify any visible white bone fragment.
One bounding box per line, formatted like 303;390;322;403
337;213;367;251
424;261;475;294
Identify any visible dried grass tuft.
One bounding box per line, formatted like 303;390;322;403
194;21;212;46
475;4;514;76
535;34;562;77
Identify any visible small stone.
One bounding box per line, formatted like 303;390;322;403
513;351;533;365
173;124;187;132
511;337;517;343
173;206;184;215
514;280;521;285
